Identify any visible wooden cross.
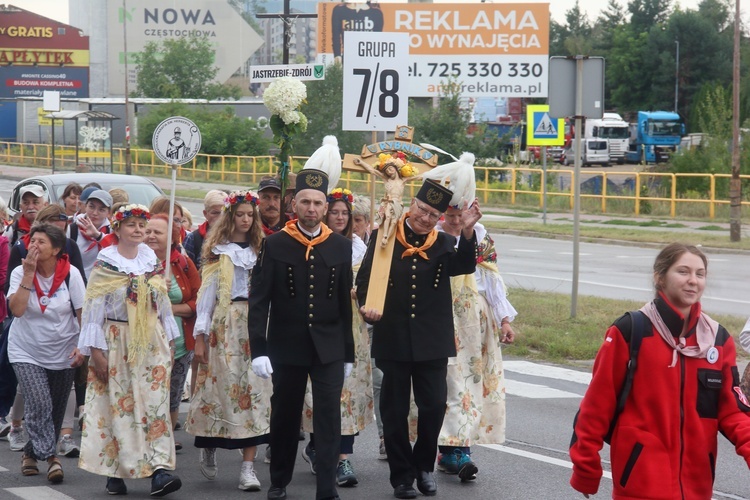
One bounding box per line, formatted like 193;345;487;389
343;126;438;313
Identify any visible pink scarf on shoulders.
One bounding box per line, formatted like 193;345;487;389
640;294;718;368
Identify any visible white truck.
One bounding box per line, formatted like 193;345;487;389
562;139;609;167
584;113;630;164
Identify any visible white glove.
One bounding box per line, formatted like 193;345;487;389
252;356;273;379
344;362;353;378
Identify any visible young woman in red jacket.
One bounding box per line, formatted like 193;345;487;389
570;243;750;499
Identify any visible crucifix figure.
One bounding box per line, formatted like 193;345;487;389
255;0;317;64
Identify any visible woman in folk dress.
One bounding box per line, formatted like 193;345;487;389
186;190;271;491
77;204;182;497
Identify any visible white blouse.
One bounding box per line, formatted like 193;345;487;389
78;244;181;355
194;243;258;337
352;234;367;267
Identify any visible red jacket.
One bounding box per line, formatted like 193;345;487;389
167;250;201;352
570;296;750;499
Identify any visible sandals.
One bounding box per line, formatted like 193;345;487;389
21;454;38;476
47;457;63;483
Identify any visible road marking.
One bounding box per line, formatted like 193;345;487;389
503;272;652;293
615;255;653;259
6;486;77;500
0;465;7;472
505;379;582;399
504;360;592;385
510;249;542;253
481;444;612;480
557;252;592;256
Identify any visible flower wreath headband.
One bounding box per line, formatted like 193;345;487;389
113;204;150;227
378;152;418;178
223;190;259;212
327;187;353;205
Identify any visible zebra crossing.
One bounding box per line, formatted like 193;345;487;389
503;359;590;399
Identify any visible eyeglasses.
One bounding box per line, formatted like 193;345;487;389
328;210;350;218
412;200;441;222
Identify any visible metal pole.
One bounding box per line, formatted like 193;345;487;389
541;145;547;224
730;0;741;241
123;0;132;175
164;166;177;284
283;0;290;64
571;56;584;318
674;40;679;113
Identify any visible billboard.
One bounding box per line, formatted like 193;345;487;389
317;2;549;98
107;1;264;96
0;6;89;98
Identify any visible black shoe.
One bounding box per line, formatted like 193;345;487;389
416;471;437;496
106;477;127;495
299;430;305;441
393;483;417;499
150;470;182;497
267;486;287;499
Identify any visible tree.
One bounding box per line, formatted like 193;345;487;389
133;37;242;100
628;0;672;31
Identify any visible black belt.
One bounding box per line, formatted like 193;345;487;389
105;318;128;323
231;297;248;303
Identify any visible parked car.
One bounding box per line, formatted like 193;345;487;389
8;173;164;216
561;139;610;167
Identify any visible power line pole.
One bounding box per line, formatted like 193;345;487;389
122;0;132;175
256;0;317;64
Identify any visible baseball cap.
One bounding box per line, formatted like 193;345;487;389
258;177;281;193
80;186;98;202
19;184;47;200
86;189;113;208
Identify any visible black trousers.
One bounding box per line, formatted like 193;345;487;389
269;359;344;500
377;358;448;488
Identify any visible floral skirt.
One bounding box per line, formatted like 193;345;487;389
79;320;175;479
186;302;271;441
437;278;506;447
302;300;374;435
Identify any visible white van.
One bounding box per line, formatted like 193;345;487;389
562;139;610;167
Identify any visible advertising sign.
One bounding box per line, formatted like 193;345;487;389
317;2;549;98
343;32;409;131
0;7;90;98
108;1;264;96
0;66;89;98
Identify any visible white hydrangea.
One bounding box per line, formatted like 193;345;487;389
263;77;307;117
280;110;301;125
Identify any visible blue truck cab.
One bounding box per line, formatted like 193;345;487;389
625;111;685;164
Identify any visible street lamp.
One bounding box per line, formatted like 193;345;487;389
674;40;679;113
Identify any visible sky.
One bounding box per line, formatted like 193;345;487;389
8;0;707;26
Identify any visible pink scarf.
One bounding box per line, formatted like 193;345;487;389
640;295;718;368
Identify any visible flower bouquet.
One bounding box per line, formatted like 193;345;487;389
263;77;308;195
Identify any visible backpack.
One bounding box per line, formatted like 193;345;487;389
603;310;646;444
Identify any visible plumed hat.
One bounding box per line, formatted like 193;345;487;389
419;152;477;208
301;135;341;193
415;179;452;213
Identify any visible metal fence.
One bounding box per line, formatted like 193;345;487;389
2;141;748;220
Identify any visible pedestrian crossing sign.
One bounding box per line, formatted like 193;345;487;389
526;105;564;146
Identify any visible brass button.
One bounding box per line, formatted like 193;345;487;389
410;314;415;319
309;265;314;269
309;313;313;318
309;294;314;299
308;323;312;327
310;255;315;260
411;285;416;289
412;258;418;263
310;275;314;279
310;285;314;289
411;266;416;270
411;275;416;279
411;295;415;299
411;304;416;309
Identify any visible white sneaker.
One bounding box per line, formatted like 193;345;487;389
8;427;27;452
199;447;218;480
0;417;11;439
238;461;261;491
57;434;80;458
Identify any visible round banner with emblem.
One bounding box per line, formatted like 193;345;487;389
152;116;202;165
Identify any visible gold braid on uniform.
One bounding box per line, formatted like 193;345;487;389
83;261;168;366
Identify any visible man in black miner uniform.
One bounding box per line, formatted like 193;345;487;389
248;169;354;500
357;179;481;499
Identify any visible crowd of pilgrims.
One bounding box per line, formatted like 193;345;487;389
0;162;517;498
